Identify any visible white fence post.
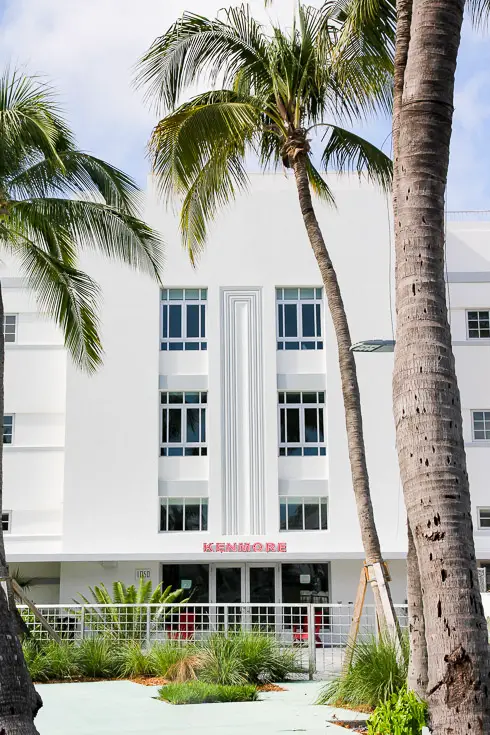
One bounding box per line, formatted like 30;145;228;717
307;604;316;680
146;604;151;647
80;606;85;640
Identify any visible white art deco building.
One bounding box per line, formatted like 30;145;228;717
3;174;490;607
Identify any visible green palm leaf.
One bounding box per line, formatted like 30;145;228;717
320;124;392;191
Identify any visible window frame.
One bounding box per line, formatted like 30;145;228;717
3;314;17;344
3;414;14;445
278;391;326;456
160;288;207;351
478;508;490;530
2;511;11;533
279;497;328;531
159;497;208;532
471;410;490;442
466;310;490;340
276;287;323;351
160;391;207;456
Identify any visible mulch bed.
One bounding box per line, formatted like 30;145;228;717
257;683;287;692
131;676;170;686
328;717;368;733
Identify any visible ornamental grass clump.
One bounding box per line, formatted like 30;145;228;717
317;634;409;711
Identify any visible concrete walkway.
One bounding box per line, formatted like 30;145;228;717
34;680;365;734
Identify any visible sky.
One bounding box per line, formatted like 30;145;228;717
0;0;489;211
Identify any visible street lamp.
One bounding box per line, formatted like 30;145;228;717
350;340;395;353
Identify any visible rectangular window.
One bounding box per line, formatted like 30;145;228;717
3;315;17;343
472;411;490;441
467;310;490;339
160;498;208;532
479;563;490;592
279;497;328;531
161;288;207;351
276;287;323;350
2;512;10;532
278;391;326;456
3;415;13;445
478;509;490;529
160;392;207;456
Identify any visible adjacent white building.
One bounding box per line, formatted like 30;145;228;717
3;174;490;607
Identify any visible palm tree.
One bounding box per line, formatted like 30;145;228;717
0;70;164;734
136;4;397;626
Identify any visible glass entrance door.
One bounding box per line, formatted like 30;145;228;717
215;565;244;630
248;566;277;629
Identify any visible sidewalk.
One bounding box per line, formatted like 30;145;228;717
35;680;364;734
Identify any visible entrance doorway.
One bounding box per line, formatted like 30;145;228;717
211;563;279;604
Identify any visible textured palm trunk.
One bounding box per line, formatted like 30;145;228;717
0;283;42;735
291;151;395;624
393;0;429;694
392;0;490;731
407;522;428;698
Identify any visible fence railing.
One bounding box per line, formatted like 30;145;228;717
19;602;408;677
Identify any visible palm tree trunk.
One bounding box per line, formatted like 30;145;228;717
290;151;396;627
392;0;490;730
407;521;428;698
0;283;42;735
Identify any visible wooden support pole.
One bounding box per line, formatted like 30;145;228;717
341;564;368;674
11;578;62;643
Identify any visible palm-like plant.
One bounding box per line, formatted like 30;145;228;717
0;69;164;734
136;3;395;621
76;579;187;642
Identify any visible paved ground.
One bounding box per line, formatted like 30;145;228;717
34;680;365;734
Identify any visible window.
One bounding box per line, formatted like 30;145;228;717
478;563;490;592
160;498;208;532
161;564;209;602
160;392;207;456
1;512;10;532
472;411;490;441
278;391;326;456
478;509;490;529
3;315;16;343
3;415;13;445
276;287;323;350
467;310;490;339
280;497;328;531
161;288;207;351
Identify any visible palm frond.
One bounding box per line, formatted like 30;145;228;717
467;0;490;28
135;5;270;112
321;124;392;191
306;159;336;205
9;152;142;216
11;198;163;281
10;235;102;372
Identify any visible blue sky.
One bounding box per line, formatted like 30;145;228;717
0;0;489;211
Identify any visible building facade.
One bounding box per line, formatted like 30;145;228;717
3;174;490;606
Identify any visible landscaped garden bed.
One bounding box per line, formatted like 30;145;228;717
23;631;303;689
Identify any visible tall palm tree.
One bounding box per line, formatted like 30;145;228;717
333;0;490;729
0;70;164;735
136;4;397;625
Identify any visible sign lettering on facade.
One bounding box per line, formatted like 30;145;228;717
203;542;287;553
135;569;151;580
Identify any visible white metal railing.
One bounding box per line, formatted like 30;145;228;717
446;210;490;221
19;602;408;677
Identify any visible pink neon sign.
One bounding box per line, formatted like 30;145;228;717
203;542;287;553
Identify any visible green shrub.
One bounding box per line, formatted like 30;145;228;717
75;579;187;642
158;681;258;704
42;641;80;681
368;688;428;735
197;635;248;685
76;638;119;679
115;641;154;678
22;640;51;683
233;631;302;683
148;643;200;681
317;634;409;710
